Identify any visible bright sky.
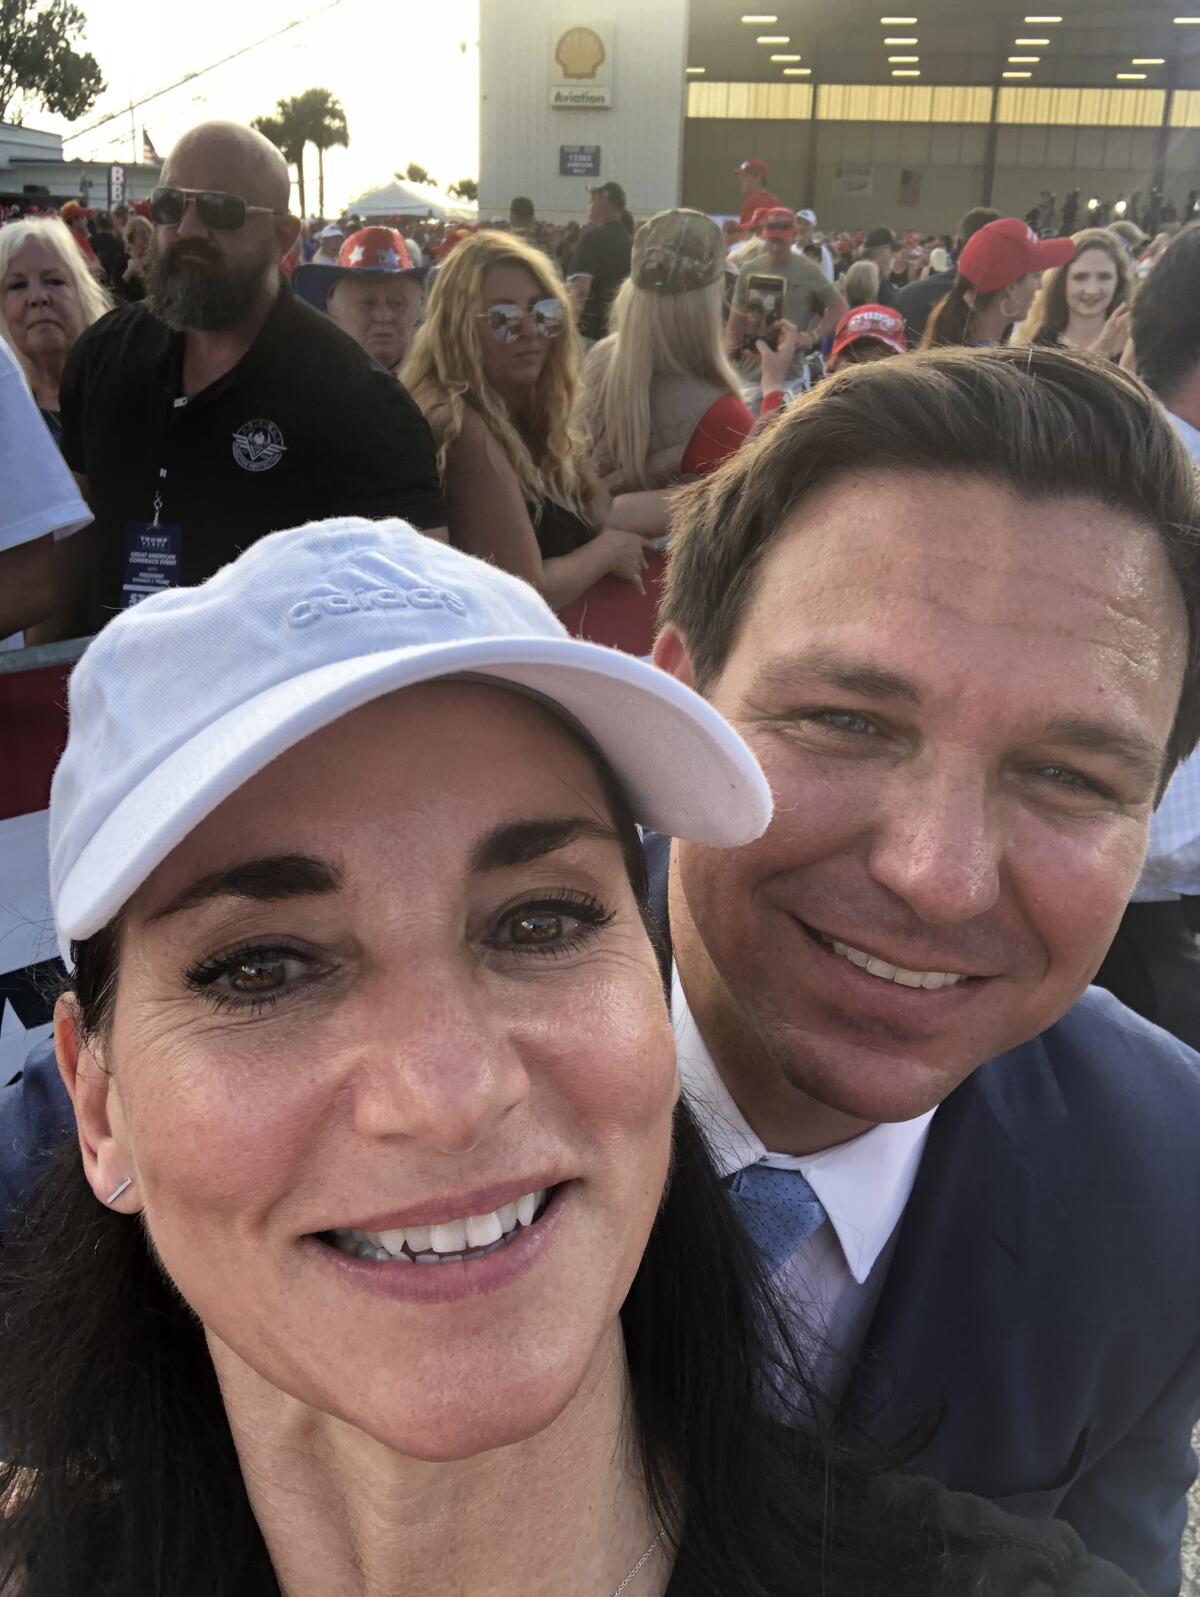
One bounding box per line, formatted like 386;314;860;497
28;0;480;215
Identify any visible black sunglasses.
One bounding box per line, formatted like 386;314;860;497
149;186;286;232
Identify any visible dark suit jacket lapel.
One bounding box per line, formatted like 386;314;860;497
839;1035;1070;1466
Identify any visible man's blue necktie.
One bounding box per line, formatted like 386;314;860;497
723;1162;827;1276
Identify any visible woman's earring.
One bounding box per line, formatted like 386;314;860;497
105;1177;133;1205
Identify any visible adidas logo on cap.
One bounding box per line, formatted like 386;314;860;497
287;583;468;628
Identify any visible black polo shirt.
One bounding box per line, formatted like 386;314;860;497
59;281;446;629
569;220;632;341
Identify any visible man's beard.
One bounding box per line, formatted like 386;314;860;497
147;238;276;332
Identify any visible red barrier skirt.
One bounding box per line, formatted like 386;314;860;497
0;660;71;824
557;550;667;657
0;646;83;1081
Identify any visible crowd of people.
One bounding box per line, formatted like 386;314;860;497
2;116;1200;1597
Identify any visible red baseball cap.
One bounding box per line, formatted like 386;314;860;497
957;217;1074;294
736;157;770;177
830;304;908;364
59;201;91;223
761;207;796;235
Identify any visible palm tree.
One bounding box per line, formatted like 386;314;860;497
294;87;349;218
252;101;308;216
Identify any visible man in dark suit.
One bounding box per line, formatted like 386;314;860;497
895;205;998;344
648;345;1200;1596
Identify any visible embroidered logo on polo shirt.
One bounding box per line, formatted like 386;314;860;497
232;418;287;473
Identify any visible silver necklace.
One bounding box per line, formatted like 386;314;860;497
611;1528;665;1597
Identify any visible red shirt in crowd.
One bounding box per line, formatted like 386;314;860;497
739;188;783;228
560;388;783;652
678;388;781;474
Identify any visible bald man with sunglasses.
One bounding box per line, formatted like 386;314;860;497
40;121;446;640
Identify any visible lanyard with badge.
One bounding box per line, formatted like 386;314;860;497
121;391;188;610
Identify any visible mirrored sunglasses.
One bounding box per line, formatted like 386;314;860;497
149;186;284;232
479;298;566;343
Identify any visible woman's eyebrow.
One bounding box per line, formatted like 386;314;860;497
145;854;343;924
469;817;621;873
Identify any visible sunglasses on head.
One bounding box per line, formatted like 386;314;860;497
477;299;566;343
149;186;285;232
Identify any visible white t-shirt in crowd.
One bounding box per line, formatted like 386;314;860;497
0;337;91;648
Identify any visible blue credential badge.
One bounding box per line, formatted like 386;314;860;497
121;522;182;609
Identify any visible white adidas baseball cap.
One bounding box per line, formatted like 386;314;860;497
49;518;772;965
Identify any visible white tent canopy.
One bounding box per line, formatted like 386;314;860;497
345;178;477;222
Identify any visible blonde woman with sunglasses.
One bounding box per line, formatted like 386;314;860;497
402;232;651;611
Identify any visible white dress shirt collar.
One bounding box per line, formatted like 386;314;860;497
673;966;934;1286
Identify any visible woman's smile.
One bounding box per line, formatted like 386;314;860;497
319;1178;559;1260
307;1182;574;1305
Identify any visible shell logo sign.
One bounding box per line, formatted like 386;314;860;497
555;26;605;79
549;21;614;107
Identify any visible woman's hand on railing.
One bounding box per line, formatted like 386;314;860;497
595;527;649;595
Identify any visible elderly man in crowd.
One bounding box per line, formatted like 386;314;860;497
38;119;444;638
647;347;1200;1597
294;226;427;377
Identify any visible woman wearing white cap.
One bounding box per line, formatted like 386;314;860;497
0;523;1142;1596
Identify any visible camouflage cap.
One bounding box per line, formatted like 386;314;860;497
632;208;726;295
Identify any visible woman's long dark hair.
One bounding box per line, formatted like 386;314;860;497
920;275;1003;349
0;806;957;1597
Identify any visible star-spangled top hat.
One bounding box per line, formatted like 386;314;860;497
293;226;429;311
